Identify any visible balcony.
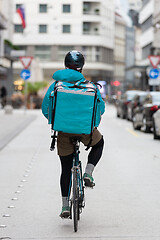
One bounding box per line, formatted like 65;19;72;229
83;22;100;35
83;2;100;16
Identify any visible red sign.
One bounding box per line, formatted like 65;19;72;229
148;55;160;68
111;81;120;86
19;56;33;69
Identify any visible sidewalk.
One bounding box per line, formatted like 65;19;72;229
0;108;38;151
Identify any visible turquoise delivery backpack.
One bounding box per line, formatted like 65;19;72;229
50;80;99;135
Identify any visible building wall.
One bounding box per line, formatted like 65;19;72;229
153;0;160;50
128;0;142;11
0;2;8;81
12;0;115;83
114;14;126;91
139;0;154;65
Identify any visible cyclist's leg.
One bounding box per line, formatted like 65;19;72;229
59;153;74;198
57;132;75;217
82;129;104;187
59;153;74;217
87;136;104;170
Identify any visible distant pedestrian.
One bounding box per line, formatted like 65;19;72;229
0;86;7;107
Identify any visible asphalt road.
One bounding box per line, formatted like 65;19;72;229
0;104;160;240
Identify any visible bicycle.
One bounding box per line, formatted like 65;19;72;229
68;136;85;232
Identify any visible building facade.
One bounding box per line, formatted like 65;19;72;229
153;0;160;52
139;0;156;90
0;0;14;99
12;0;115;87
139;0;154;66
113;12;126;93
128;0;142;11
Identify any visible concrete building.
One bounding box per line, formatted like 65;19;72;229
153;0;160;52
139;0;154;66
128;0;142;11
113;11;126;93
0;0;14;99
12;0;115;87
0;3;7;81
139;0;155;90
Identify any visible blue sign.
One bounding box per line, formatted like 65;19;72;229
149;68;159;79
20;69;31;80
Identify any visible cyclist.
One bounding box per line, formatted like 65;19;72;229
42;51;105;218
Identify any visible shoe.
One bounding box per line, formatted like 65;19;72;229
83;173;95;188
59;206;70;219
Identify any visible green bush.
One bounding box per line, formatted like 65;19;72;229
23;81;48;95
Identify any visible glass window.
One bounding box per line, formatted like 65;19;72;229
62;25;71;33
39;25;47;33
63;4;71;13
14;24;24;33
142;43;152;59
83;2;91;13
16;4;22;10
82;46;93;62
141;16;152;33
35;46;51;61
83;22;91;32
58;46;74;61
39;4;47;13
14;45;27;51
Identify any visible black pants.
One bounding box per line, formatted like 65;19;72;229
59;137;104;197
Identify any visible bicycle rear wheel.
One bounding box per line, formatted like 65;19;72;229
73;168;79;232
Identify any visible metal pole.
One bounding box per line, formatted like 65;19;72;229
24;80;28;112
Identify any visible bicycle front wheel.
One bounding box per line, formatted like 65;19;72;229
73;168;79;232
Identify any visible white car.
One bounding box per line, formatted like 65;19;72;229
153;109;160;139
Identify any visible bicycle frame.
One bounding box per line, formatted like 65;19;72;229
68;137;85;232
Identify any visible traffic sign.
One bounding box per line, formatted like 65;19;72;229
149;68;159;79
20;69;31;80
19;56;33;69
148;55;160;68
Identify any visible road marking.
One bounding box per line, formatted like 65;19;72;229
126;128;139;137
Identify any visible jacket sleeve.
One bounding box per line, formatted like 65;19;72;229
97;87;105;115
41;82;56;119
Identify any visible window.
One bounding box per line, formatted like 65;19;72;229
14;24;23;33
82;46;92;61
83;2;91;14
63;4;71;13
39;4;47;13
14;45;27;51
83;22;91;32
39;25;47;33
141;16;152;33
142;43;152;59
16;4;21;10
142;0;150;8
58;46;74;61
62;25;71;33
35;46;51;61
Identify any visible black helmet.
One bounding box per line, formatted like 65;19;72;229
64;50;85;71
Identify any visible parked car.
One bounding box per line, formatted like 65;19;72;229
132;91;160;132
116;90;141;119
127;91;147;121
153;109;160;139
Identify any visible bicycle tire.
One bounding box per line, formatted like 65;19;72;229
73;168;79;232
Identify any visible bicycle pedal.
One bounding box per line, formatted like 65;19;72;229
60;214;71;219
84;179;95;188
